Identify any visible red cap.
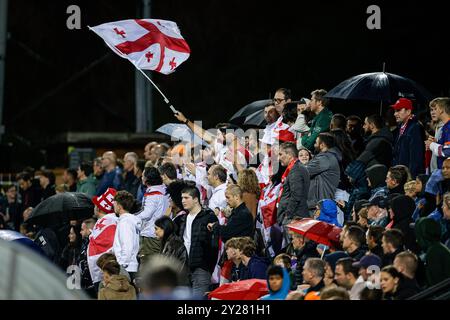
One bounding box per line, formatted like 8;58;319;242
391;98;413;111
277;129;296;143
92;188;117;214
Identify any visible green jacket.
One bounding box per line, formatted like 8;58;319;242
301;107;333;151
415;217;450;287
76;175;97;197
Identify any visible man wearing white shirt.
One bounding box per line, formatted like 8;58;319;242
207;165;228;215
112;191;142;281
136;167;169;266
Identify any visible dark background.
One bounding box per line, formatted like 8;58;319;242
1;0;450;169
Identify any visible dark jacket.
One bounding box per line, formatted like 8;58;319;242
345;160;370;219
96;167;123;196
382;248;403;267
358;127;393;168
415;217;450;287
388;184;405;196
390;195;418;252
241;256;270;280
392;117;425;178
34;227;61;265
366;164;389;199
306;148;341;209
41;184;56;201
278;160;310;224
347;247;367;261
123;171;140;198
178;209;219;273
231;262;248;282
294;240;319;286
383;277;421;300
20;183;42;210
162;234;188;270
213;202;254;243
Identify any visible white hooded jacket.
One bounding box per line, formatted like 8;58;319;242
112;213;142;272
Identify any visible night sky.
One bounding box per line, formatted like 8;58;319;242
3;0;450;150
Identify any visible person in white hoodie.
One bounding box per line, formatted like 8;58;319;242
136;167;169;266
112;190;142;281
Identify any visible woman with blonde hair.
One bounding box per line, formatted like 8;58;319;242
237;169;260;220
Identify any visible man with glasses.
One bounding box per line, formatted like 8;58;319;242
300;89;333;152
271;88;292;144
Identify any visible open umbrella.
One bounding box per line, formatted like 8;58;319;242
208;279;268;300
156;123;208;147
27;192;94;227
325;71;433;113
229;99;272;125
0;239;87;300
287;218;342;248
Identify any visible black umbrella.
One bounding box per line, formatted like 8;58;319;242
229;99;272;125
27;192;95;227
243;109;266;127
325;71;433;113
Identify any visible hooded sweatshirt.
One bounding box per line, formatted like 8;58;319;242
415;217;450;286
260;268;291;300
389;195;418;252
98;275;136;300
318;199;342;227
113;213;142;272
242;256;270;280
366;164;388;200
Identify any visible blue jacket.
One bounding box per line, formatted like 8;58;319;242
436;120;450;169
318;199;342;227
260;268;291;300
392;116;425;178
96;167;123;196
241;256;269;280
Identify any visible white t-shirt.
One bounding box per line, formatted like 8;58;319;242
183;212;198;256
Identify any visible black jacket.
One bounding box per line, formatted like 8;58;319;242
278;160;310;224
178;208;219;273
383;277;421;300
392;117;426;178
123;171;140;198
212;202;254;243
382;248;403;267
348;247;367;261
41;185;56;201
358;127;394;168
162;234;189;269
390;195;419;252
294;241;319;286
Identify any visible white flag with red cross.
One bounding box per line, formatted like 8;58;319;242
90;19;191;75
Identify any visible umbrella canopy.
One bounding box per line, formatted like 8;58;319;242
325;72;433;108
156;123;208;147
243;109;266;127
287;218;342;247
0;239;87;300
27;192;95;227
0;230;45;256
208;279;268;300
229;99;272;125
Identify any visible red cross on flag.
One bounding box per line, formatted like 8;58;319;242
90;19;191;75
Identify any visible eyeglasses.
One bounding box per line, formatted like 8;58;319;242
273;98;286;104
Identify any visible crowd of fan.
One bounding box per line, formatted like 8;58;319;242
1;88;450;300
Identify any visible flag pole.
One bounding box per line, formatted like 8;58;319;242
134;66;178;114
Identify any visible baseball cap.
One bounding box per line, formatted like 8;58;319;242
352;254;382;269
391;98;413;111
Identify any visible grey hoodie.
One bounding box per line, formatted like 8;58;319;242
305;147;341;209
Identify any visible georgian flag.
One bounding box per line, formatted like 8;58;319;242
90;19;191;75
87;214;118;283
